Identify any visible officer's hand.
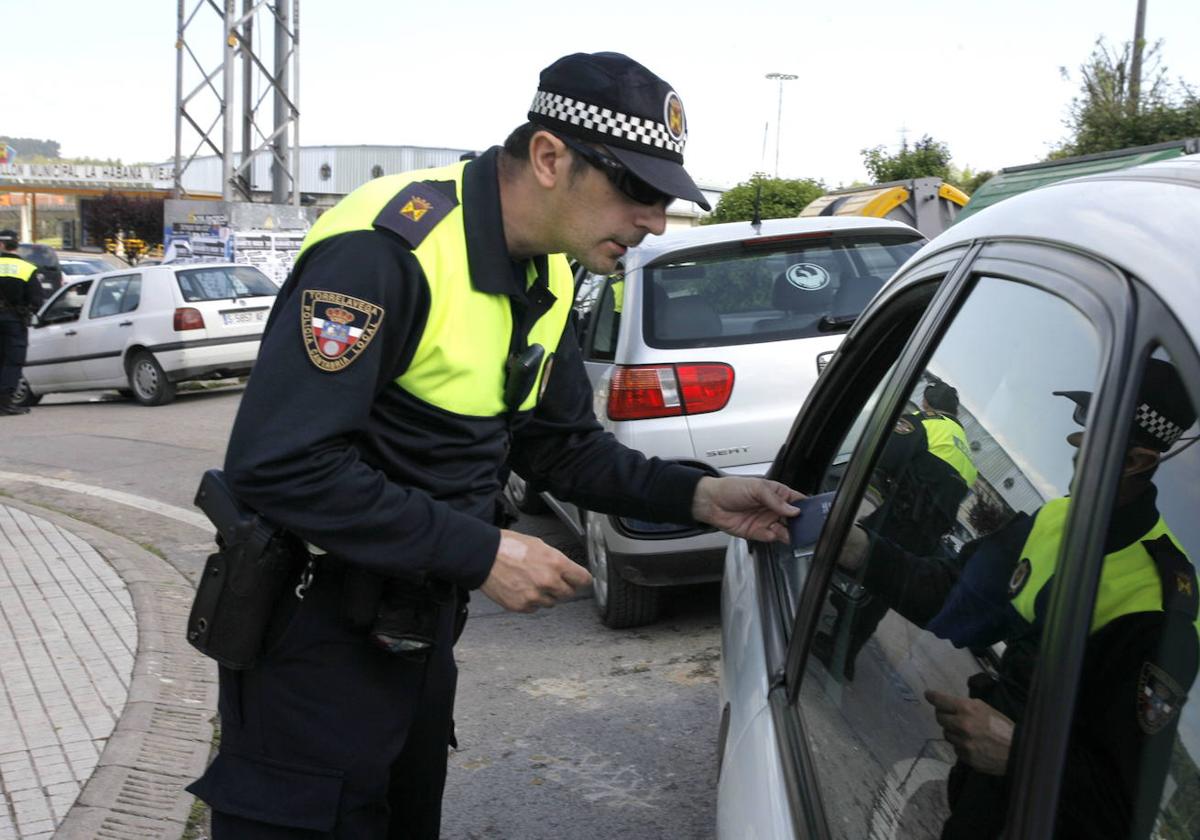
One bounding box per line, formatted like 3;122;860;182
926;690;1014;776
481;531;592;613
691;476;802;543
836;524;871;572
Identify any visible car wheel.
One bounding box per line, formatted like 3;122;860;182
12;377;42;407
586;512;660;629
127;351;177;406
505;471;548;514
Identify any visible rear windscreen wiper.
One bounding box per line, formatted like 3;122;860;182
818;314;857;332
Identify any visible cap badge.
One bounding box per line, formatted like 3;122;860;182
400;196;433;222
664;91;686;142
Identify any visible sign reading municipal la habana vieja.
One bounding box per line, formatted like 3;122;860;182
0;163;175;192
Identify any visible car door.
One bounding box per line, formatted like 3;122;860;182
77;273;140;385
575;269;621;395
741;239;1185;839
23;280;94;389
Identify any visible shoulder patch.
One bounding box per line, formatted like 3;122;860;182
301;289;385;371
1137;662;1185;734
373;180;459;248
894;417;915;435
1144;534;1199;621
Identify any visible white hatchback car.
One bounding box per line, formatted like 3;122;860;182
718;155;1200;840
514;216;924;628
16;262;278;406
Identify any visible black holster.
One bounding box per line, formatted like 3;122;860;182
186;470;305;670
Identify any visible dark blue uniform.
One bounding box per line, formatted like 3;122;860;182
188;149;707;838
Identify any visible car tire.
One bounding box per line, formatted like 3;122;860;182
12;377;42;407
127;351;177;406
505;471;549;515
586;512;660;629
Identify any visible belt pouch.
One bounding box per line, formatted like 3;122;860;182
186;535;303;670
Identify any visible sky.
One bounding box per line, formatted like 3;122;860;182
7;0;1199;189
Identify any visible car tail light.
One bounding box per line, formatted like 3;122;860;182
174;307;205;331
608;363;734;420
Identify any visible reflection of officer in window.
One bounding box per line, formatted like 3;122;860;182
816;380;977;679
846;359;1198;840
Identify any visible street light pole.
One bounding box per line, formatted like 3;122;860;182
765;72;798;178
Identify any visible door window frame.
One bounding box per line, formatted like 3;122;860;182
765;239;1137;840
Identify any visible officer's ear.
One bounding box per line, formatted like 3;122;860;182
528;130;569;191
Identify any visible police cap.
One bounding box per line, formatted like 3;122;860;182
924;381;960;416
528;52;711;210
1055;358;1196;452
0;229;17;248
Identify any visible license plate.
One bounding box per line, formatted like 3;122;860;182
221;309;266;326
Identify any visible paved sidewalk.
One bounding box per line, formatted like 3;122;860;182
0;501;216;839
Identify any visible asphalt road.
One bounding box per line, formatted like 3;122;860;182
0;384;722;839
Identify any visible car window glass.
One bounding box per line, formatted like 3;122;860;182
573;272;612;354
798;275;1101;839
89;276;133;318
121;277;141;313
41;281;93;323
176;266;277;301
1054;348;1200;838
644;234;921;349
588;276;622;361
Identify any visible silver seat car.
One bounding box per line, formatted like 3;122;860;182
512;216;924;628
718;155;1200;839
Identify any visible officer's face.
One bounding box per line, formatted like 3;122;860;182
558;162;668;275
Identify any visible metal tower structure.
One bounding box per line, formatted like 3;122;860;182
174;0;300;205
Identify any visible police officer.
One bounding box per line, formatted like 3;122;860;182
846;359;1197;839
188;52;801;839
0;230;42;416
816;379;977;678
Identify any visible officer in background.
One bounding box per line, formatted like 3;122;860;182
842;359;1197;839
188;52;801;839
816;379;977;679
0;230;42;416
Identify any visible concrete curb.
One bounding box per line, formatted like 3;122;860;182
0;499;215;840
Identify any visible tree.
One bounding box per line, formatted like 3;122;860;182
702;173;825;225
0;136;61;159
860;135;953;184
1054;38;1200;157
947;164;995;196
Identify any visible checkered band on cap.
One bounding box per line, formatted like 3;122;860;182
1136;402;1186;447
530;90;685;156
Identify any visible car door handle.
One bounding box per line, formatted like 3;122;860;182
65;329;77;336
119;320;133;327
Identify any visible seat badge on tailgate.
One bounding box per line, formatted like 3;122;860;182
705;446;750;457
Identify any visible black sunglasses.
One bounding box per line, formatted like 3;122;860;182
552;132;671;207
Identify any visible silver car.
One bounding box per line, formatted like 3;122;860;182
718;155;1200;838
512;216;924;628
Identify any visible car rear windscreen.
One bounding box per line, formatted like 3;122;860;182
643;234;922;348
176;266;279;301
